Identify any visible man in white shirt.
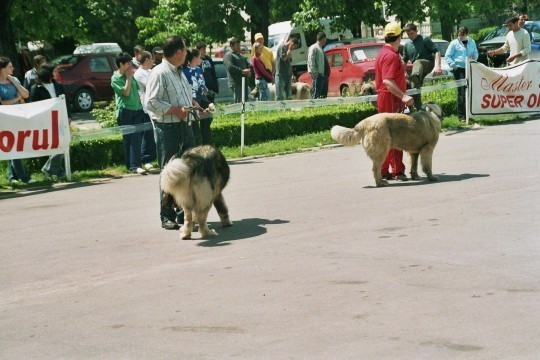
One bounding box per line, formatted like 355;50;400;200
488;16;531;65
145;36;197;230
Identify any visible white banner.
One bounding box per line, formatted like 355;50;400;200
0;97;70;160
468;60;540;117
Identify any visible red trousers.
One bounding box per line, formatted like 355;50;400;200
377;92;405;177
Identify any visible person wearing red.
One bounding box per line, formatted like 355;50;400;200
375;22;414;181
251;42;273;101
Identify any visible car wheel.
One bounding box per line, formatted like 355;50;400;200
341;85;350;97
74;88;94;112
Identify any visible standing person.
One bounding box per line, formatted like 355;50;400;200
488;16;531;65
182;49;213;145
307;32;327;99
275;37;299;100
145;36;200;230
251;42;273;101
131;45;144;69
196;42;219;97
133;50;157;170
111;52;147;176
30;63;72;180
402;23;442;110
375;23;414;182
223;37;251;103
0;56;34;184
321;52;331;98
250;32;276;96
445;27;478;120
23;54;47;91
152;47;163;68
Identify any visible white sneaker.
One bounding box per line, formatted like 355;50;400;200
134;167;147;175
27;179;37;184
143;163;154;170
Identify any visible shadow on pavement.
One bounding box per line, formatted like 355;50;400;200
363;173;489;188
0;179;116;200
196;218;289;247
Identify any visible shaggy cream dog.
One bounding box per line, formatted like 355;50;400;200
268;82;311;101
331;103;443;187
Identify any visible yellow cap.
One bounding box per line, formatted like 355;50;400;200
384;23;402;37
254;33;264;40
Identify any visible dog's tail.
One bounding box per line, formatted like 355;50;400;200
160;158;190;194
331;124;364;146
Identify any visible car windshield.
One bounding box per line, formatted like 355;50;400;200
434;42;449;55
350;45;382;62
484;25;509;41
268;33;288;49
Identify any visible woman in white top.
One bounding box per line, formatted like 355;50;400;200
133;50;156;170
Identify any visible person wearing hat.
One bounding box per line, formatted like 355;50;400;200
152;47;164;68
402;23;442;110
250;33;275;99
250;33;275;77
375;22;414;182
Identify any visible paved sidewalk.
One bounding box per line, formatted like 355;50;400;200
1;120;539;359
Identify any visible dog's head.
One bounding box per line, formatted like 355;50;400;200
423;102;444;121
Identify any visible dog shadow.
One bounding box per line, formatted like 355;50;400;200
363;173;489;188
196;218;289;247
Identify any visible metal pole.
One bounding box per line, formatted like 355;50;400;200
241;77;245;157
465;58;470;125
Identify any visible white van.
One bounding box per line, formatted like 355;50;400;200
268;20;353;74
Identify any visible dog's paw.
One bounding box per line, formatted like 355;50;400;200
410;174;421;180
428;175;439;182
200;228;218;237
180;228;192;240
376;180;389;187
221;219;233;227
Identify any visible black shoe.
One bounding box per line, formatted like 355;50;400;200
396;173;409;181
384;174;394;181
162;219;180;230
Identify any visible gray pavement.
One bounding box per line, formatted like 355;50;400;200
1;120;539;359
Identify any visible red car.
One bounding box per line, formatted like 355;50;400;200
214;44;251;58
52;53;118;112
299;43;412;97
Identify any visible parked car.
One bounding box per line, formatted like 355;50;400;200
477;21;540;67
298;43;412;97
52;53;117;112
73;43;122;55
214;44;250;58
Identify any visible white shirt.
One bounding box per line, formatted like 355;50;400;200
134;67;151;113
43;83;57;98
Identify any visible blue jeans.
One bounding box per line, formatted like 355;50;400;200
275;74;291;100
141;113;156;164
8;159;31;183
255;78;271;101
311;73;324;99
117;108;144;171
154;121;195;223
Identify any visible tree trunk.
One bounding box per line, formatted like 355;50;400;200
250;0;270;45
0;0;23;80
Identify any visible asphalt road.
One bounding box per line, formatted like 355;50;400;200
1;120;539;359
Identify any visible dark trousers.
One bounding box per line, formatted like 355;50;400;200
453;67;466;118
117;108;144;171
154;121;195;223
141;113;156;164
409;59;434;110
231;83;249;103
192;114;213;145
311;73;324;99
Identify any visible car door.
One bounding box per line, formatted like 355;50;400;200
328;50;344;97
87;55;115;100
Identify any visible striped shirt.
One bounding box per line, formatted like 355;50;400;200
145;59;193;123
